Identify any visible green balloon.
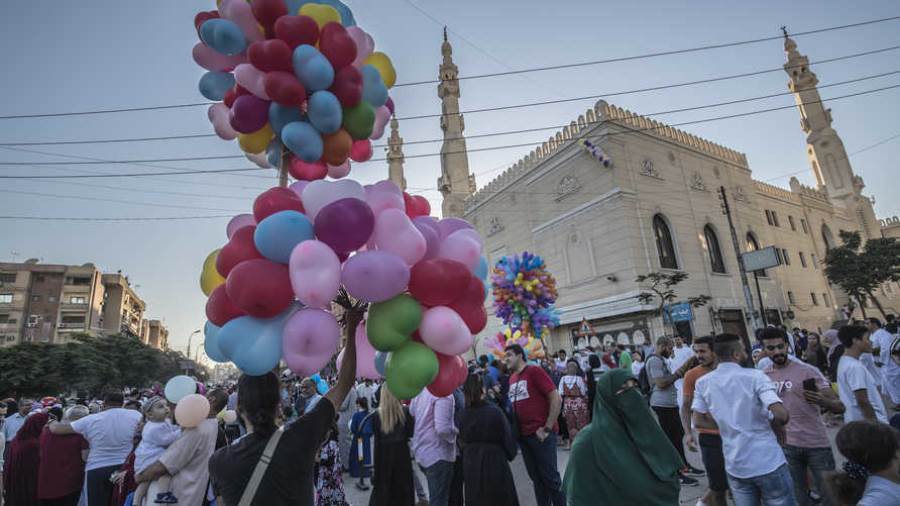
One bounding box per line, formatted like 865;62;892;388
385;342;439;400
365;294;422;352
342;102;375;140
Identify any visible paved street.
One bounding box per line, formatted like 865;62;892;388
344;426;845;506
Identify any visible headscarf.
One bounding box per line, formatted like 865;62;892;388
4;412;49;506
563;369;681;505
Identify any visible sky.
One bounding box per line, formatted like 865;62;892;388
1;1;898;355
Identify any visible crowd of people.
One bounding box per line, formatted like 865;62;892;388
0;311;898;505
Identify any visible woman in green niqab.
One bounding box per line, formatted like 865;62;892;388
562;368;682;505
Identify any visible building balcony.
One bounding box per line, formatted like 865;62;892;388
58;322;87;331
0;323;19;333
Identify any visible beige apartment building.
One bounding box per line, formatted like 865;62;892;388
0;260;168;348
418;33;899;354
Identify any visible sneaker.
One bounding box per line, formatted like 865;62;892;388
679;474;700;487
154;492;178;504
683;465;706;476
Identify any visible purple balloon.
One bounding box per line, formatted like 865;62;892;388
313;197;375;254
229;95;270;134
413;220;440;261
437;217;474;240
341;250;410;302
282;308;340;376
289;180;309;200
385;97;395;115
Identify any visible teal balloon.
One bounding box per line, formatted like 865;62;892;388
293;45;334;92
266;139;283;168
475;256;488;280
253;210;314;264
218;310;294;376
269;102;304;136
164;375;197;403
360;65;388;108
204;321;228;363
199;19;247;56
282;121;324;162
307;91;343;134
199;72;235;101
385;342;438;400
374;351;388;376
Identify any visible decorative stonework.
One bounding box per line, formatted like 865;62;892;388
690;173;707;191
640;159;660;178
732;186;747;202
488;216;505;237
555;175;582;201
668;152;676;163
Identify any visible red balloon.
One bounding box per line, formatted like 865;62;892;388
263;71;306;108
319;22;357;70
274;15;320;49
408;258;470;307
194;11;220;38
329;66;362;108
216;226;263;277
288;157;327;181
448;276;488;334
403;193;431;219
248;39;293;73
411;330;424;344
349;139;372;162
251;0;288;34
223;84;250;109
225;259;294;318
205;284;246;326
427;353;467;397
253;187;305;222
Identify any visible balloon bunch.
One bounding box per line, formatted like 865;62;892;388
193;0;396;178
491;252;560;338
580;139;611;167
484;327;546;361
199;179;486;400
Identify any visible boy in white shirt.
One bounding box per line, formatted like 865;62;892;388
836;325;888;423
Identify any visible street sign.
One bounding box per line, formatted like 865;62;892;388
664;302;693;323
742;246;781;272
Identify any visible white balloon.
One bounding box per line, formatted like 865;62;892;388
301;179;366;220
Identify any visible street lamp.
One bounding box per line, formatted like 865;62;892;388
186;329;201;360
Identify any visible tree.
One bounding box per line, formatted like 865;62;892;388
825;230;900;319
635;271;712;337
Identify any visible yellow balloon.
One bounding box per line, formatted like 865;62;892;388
363;52;397;89
200;249;225;296
299;3;341;28
238;124;273;154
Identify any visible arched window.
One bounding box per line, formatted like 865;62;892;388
704;225;726;273
653;214;679;269
746;232;767;277
821;224;836;250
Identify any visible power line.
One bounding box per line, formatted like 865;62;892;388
0;215;233;222
0;15;897;121
1;82;897;180
0;189;245;213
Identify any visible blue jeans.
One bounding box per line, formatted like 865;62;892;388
421;460;455;506
783;445;835;506
519;433;566;506
727;463;796;506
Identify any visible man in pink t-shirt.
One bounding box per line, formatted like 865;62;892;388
505;343;565;506
761;328;845;506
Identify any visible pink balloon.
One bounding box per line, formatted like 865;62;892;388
437;217;474;240
282;309;340;377
413;220;440;260
208;103;238;140
220;0;265;43
193;42;247;71
234;63;270;100
246;152;272;168
301;179;366;221
366;187;405;217
347;26;374;67
373;208;426;265
289;240;341;308
349;139;373;162
175;394;211;428
371;180;402;196
288;180;309;199
438;229;483;273
336;321;381;379
419;306;474;356
327;161;351;179
341;250;410;302
370;106;391;140
226;213;256;239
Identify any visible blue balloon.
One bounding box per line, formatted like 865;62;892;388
266;139;283;168
269;102;304;136
374;351;388;376
475;256;489;280
164;375;197;403
199;18;247;56
320;0;356;26
218;310;294;376
199;72;235;101
293;45;335;92
360;65;388;107
484;280;491;300
282;121;324;162
311;373;329;394
307;91;343;134
253;210;315;264
204;321;228;363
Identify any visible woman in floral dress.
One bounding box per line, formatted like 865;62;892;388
557;360;590;449
315;419;349;506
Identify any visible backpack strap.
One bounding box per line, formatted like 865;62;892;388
238;426;285;506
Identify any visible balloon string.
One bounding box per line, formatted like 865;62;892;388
278;144;289;188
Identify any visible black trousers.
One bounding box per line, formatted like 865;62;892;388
40;491;82;506
652;405;687;467
86;464;120;506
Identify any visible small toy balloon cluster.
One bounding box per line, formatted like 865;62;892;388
491;252;560;339
193;0;396;178
199;179;487;400
484;327;546;361
580;139;611;167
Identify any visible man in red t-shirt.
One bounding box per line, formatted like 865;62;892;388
505;343;565;506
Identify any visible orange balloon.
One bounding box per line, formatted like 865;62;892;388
321;129;352;166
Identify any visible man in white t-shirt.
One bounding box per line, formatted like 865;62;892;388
670;336;695;415
836;324;888;423
50;390;142;506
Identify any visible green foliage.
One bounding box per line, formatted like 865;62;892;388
635;271;712;314
0;333;207;398
825;231;900;317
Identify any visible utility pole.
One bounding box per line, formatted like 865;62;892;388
718;186;761;338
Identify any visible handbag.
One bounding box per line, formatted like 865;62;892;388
237;425;285;506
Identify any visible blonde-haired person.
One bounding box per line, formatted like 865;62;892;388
369;386;416;506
